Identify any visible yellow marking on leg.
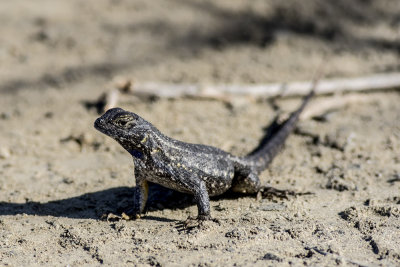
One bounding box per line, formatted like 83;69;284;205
140;136;148;144
151;148;160;154
141;180;149;212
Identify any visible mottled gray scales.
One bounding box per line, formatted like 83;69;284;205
94;89;314;220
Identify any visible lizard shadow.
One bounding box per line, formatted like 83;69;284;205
0;182;290;222
0;184;261;222
0;185;184;222
0;185;179;222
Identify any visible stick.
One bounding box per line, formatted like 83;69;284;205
94;72;400;114
130;72;400;99
104;89;120;111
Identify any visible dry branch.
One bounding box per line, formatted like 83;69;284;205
104;89;120;111
97;72;400;113
131;72;400;99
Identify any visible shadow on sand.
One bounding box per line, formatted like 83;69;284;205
0;184;198;221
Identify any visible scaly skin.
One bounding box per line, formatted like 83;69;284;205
94;89;314;220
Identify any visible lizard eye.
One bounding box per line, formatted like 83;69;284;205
118;120;128;126
112;115;135;128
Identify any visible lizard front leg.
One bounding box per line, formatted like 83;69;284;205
122;164;149;219
157;160;212;221
178;179;213;229
193;180;211;220
131;178;149;218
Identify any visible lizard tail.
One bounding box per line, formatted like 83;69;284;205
244;84;316;174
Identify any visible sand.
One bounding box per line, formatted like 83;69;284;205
1;0;399;266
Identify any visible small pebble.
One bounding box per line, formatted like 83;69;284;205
0;147;11;159
262;253;282;261
0;112;11;120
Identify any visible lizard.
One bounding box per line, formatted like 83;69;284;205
94;88;315;221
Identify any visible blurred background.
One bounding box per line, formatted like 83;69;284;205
1;0;399;93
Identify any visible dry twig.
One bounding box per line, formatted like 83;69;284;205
130;72;400;99
95;72;400;114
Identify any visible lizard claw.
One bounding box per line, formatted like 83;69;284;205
258;186;313;200
176;215;220;231
101;212;122;222
121;212;141;220
119;206;144;220
100;208;143;222
181;216;200;229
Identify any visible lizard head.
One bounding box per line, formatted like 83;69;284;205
94;108;153;152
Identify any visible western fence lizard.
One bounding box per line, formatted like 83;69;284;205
94;89;315;221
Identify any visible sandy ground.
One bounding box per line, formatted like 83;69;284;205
1;0;400;266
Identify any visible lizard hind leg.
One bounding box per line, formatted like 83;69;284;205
231;170;261;194
231;171;304;200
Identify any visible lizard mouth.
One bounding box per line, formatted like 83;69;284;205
94;118;105;132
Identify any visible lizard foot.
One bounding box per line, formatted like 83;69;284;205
101;212;122;222
101;209;143;222
176;215;220;231
119;206;145;220
258;186;313;201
